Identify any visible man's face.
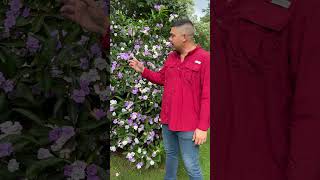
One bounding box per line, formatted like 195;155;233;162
169;27;185;52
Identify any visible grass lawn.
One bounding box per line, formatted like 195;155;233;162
110;130;210;180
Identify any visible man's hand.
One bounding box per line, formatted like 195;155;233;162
128;58;145;73
60;0;108;35
193;128;207;145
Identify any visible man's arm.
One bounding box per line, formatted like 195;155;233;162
128;58;166;86
197;54;210;131
287;4;320;179
141;66;166;86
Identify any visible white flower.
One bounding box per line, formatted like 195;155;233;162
135;83;142;88
143;150;147;155
8;159;19;172
139;80;145;84
116;172;120;177
122;140;128;146
110;146;116;152
94;57;107;70
150;160;155;166
134;138;139;144
119;121;124;126
37;148;53;159
110;100;117;105
148;82;153;86
125;125;129;129
0;121;23;135
120;47;124;51
122;108;127;113
112;112;116;116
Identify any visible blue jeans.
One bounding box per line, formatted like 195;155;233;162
162;125;203;180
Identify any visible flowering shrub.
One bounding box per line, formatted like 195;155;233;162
0;0;108;179
109;0;208;170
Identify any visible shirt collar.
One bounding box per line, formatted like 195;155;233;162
174;45;201;57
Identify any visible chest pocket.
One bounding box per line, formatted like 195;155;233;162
229;0;293;72
183;61;202;84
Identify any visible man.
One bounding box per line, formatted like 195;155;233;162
60;0;109;49
129;19;210;180
213;0;320;180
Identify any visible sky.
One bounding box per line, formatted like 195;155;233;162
193;0;209;18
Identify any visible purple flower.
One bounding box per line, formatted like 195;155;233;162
110;106;115;112
86;164;98;176
50;30;58;37
78;35;89;45
71;89;86;103
132;88;138;94
0;142;13;157
117;72;123;79
80;57;89;70
149;118;154;124
111;61;117;73
49;128;62;142
134;44;140;50
4;11;16;32
154;4;162;11
0;72;5;85
64;165;73;176
136;162;143;169
61;126;75;138
128;28;133;36
124;101;134;109
22;7;30;17
1;80;14;93
80;80;90;95
26;35;40;53
127;118;133;125
56;40;62;50
154;115;159;123
9;0;21;12
144;27;150;31
143;49;150;56
92;109;107;120
130;112;138;120
156;23;163;28
90;43;102;57
147;131;155;141
118;53;130;60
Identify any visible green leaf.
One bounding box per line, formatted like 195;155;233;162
12;108;43;126
80;120;108;131
32;15;44;33
0;41;25;48
53;98;64;117
26;158;64;179
16;16;31;27
0;49;5;63
0;93;7;112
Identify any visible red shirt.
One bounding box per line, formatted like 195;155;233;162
212;0;320;179
142;46;210;131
